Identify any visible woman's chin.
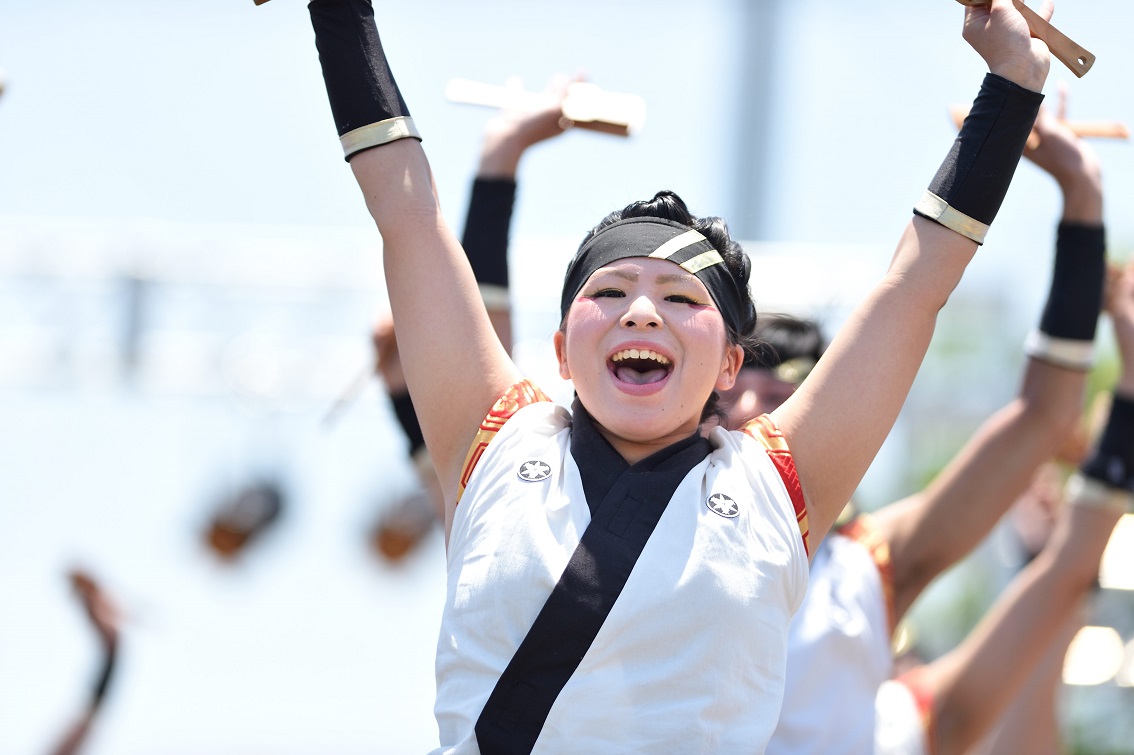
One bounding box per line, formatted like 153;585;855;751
594;407;698;447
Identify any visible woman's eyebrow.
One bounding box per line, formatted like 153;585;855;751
591;269;638;283
656;272;700;285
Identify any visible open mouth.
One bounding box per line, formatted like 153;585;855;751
609;348;673;386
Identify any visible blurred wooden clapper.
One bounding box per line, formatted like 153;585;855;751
445;78;646;137
949;105;1128;150
955;0;1094;77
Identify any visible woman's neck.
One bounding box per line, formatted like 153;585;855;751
593;420;700;466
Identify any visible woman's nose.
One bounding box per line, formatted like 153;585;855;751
621;295;662;329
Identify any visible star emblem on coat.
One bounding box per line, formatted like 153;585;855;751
517;460;552;482
706;493;739;518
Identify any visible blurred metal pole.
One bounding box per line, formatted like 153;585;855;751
729;0;782;242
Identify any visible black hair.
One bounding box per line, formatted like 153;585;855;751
568;190;760;423
746;314;827;369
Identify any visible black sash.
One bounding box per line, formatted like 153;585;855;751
474;400;711;754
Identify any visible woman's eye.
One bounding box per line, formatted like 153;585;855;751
665;294;700;304
592;288;624;298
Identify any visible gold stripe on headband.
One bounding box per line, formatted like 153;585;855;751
340;116;421;160
679;250;725;275
773;356;817;386
648;229;708;261
913;191;990;245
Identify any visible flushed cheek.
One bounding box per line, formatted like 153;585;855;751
685;307;727;335
557;310;605;381
567;297;609;325
563;302;614;348
683;319;729;358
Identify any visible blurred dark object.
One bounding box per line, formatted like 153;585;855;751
50;569;122;755
205;481;285;559
68;570;121;649
369;488;435;562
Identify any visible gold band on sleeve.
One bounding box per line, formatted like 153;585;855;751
478;283;511;312
1024;330;1096;371
1066;472;1134;512
340;116;421;160
913;190;990;245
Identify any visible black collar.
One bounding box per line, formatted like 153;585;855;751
569;397;711;516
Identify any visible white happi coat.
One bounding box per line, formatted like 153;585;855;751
433;398;809;754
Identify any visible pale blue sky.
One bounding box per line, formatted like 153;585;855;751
2;2;1133;752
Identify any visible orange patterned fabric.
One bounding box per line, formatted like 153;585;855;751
741;414;810;557
895;665;937;755
838;513;897;637
456;379;552;505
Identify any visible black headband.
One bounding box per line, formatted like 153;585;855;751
559;217;748;334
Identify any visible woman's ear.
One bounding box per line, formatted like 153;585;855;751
553;330;572;380
715;343;744;392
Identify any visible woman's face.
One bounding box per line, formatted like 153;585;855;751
717;368;798;429
554;257;742;456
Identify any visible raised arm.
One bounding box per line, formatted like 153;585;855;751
771;0;1053;545
307;0;521;516
374;83;574;392
907;263;1134;754
873;104;1105;620
461;82;574;347
369;88;576;549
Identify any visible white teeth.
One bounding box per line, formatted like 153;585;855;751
611;348;670;365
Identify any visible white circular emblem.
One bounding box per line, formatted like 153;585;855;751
517;460;552;482
706;493;739;518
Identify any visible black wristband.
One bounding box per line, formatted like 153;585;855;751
1040;223;1106;340
1024;223;1106;369
462;178;515;297
389;390;426;458
913;73;1043;244
1081;393;1134;492
309;0;420;160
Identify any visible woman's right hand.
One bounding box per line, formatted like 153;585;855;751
962;0;1052;92
1023;93;1102;223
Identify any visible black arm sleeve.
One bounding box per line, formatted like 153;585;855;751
461;178;517;290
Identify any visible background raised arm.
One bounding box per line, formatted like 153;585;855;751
370;84;576;552
912;263;1134;754
770;0;1052;546
873;104;1105;619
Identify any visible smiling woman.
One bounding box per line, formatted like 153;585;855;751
282;0;1053;751
552;195;752;461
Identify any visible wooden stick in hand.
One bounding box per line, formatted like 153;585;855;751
956;0;1095;78
949;106;1128;149
445;78;646;137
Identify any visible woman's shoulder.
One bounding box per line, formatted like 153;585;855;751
507;399;572;435
708;418;810;558
470;379;565;440
456;384;569;503
707;415;789;454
